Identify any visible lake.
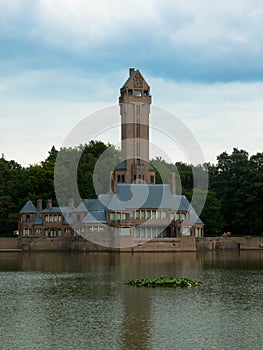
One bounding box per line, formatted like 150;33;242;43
0;251;262;350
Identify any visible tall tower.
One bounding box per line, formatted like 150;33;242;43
113;68;155;192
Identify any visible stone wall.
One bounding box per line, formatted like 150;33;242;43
1;236;263;252
196;236;263;250
0;238;20;250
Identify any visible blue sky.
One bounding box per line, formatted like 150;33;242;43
1;0;263;165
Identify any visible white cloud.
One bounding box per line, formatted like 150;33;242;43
149;77;263;162
1;69;262;166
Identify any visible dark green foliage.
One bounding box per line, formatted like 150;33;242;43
0;145;263;236
125;276;203;288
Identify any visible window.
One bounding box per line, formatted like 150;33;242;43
130;211;134;219
122;213;127;220
135;227;140;238
110;212;115;220
116;212;121;220
134;90;142;97
150;175;154;183
141;210;145;219
144;90;148;97
136;122;140;138
26;215;30;223
146;210;151;219
136;142;140;157
99;226;104;232
136;210;140;219
120;227;130;236
180;213;186;221
182;227;191;236
152;228;157;238
128;89;133;95
122;175;125;182
161;211;167;219
170;213;175;220
152;211;156;219
146;227;151;238
136;158;140;165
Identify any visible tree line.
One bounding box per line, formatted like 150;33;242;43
0;141;262;236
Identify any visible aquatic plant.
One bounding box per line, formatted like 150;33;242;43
125;276;202;288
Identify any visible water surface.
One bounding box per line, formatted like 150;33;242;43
0;251;262;350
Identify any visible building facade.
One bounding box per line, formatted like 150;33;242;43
18;69;204;244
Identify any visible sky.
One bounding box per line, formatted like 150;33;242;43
0;0;263;166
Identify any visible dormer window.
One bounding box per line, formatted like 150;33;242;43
134;90;142;97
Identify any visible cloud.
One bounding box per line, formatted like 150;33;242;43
1;0;263;82
0;68;262;165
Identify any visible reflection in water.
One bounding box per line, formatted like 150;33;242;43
0;251;262;350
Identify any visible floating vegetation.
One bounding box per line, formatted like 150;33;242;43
125;276;203;288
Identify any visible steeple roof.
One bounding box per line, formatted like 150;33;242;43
19;200;39;214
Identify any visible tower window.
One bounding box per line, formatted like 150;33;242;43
136;142;140;157
26;215;30;223
136;158;140;165
134;90;142;97
136;122;140;138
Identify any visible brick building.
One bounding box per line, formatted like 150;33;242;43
18;69;204;244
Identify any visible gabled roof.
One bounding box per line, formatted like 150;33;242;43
121;69;150;89
107;184;190;211
115;160;127;170
33;213;42;225
19;200;39;214
82;210;107;223
79;199;98;210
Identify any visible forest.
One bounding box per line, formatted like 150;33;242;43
0;141;262;236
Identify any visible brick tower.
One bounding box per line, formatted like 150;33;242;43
112;68;155;192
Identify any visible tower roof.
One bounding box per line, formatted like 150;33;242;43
19;200;39;214
121;68;150;90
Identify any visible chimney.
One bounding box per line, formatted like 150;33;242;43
46;199;52;208
171;172;176;195
68;198;74;208
129;68;135;76
37;199;42;211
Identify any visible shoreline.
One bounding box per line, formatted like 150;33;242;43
0;236;263;252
